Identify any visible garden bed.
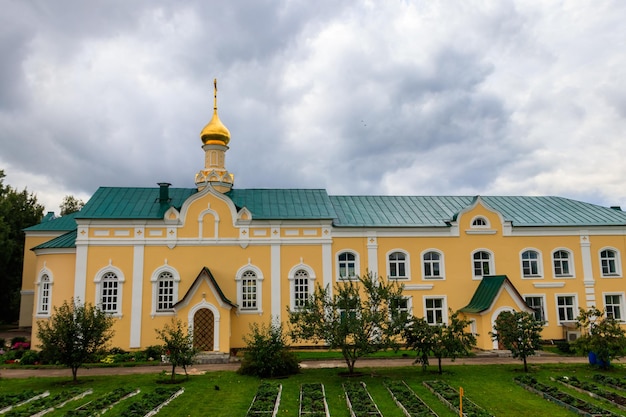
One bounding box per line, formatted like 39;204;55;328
555;376;626;411
343;381;382;417
63;387;140;416
4;389;91;417
515;375;620;417
593;374;626;391
246;383;282;417
423;380;492;417
299;383;330;417
116;387;183;417
0;391;48;415
384;380;438;417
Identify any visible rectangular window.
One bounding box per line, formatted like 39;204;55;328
391;297;409;319
157;280;174;311
241;278;257;310
101;280;118;313
425;298;444;325
525;296;545;322
605;294;623;320
294;278;309;309
557;296;576;322
553;251;571;276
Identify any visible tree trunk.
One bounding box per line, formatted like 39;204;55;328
523;356;528;372
171;364;176;381
437;357;443;374
72;366;78;382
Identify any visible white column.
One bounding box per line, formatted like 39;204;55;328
74;244;88;303
271;242;281;320
322;242;332;289
129;244;144;348
580;233;596;308
367;232;378;276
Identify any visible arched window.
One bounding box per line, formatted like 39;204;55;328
38;274;51;315
422;251;443;279
337;251;357;280
156;271;175;311
293;269;310;309
240;270;258;311
521;250;542;277
388;251;409;279
471;217;488;227
472;250;493;279
553;250;573;277
100;272;119;313
600;249;621;277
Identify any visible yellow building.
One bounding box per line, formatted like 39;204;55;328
20;86;626;355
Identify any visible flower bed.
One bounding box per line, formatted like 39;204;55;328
593;374;626;391
117;387;183;417
555;376;626;411
515;375;620;417
384;380;438;417
423;380;492;417
246;383;282;417
299;383;330;417
0;391;48;414
4;388;92;417
63;387;140;416
342;381;382;417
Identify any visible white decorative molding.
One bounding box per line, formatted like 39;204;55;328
404;284;434;291
533;282;565;288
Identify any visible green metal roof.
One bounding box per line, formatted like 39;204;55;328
32;230;77;250
460;275;510;313
24;211;80;232
227;188;337;220
174;266;236;309
330;195;626;227
76;187;197;220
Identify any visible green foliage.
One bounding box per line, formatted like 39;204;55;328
0;170;45;324
404;310;477;374
59;195;85;216
155;318;198;381
492;310;544;372
239;320;300;378
573;307;626;369
18;349;39;365
288;271;407;374
37;299;115;381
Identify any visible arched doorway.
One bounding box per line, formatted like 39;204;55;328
193;308;214;351
491;307;515;350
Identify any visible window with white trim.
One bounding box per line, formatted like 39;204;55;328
391;297;411;320
423;251;443;279
38;274;51;315
388;251;408;279
100;272;119;313
240;270;258;311
524;296;546;322
337;251;357;280
293;269;310;309
553;250;573;277
556;295;577;323
605;294;624;321
521;250;542;277
472;250;493;279
424;297;446;325
156;271;175;311
600;249;621;277
471;217;488;227
338;296;358;323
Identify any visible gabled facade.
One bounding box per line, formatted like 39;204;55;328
20;86;626;353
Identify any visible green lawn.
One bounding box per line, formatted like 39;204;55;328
1;363;625;416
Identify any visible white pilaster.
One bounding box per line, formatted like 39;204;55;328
129;244;144;348
322;242;332;289
367;232;378;275
271;242;281;320
74;243;88;303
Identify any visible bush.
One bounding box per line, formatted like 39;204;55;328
19;349;40;365
238;320;300;378
10;336;27;345
0;337;5;349
144;345;163;360
555;340;571;353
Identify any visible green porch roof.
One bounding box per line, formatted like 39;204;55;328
32;230;77;250
460;275;511;313
24;211;81;232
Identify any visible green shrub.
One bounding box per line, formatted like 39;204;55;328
144;345;163;360
238;320;300;378
555;340;571;353
19;349;40;365
10;336;27;346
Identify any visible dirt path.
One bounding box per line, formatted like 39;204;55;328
0;353;590;379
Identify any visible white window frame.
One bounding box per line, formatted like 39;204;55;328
524;294;547;324
387;249;410;280
422;249;445;280
470;216;490;228
391;296;413;319
603;292;625;322
94;265;125;317
599;247;622;277
552;248;575;278
423;296;448;325
36;270;53;318
288;264;316;310
236;264;264;314
555;294;578;325
336;250;359;281
471;249;494;280
520;249;543;279
150;265;180;316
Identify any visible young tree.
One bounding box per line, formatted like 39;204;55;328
155;319;198;381
0;170;44;323
37;299;115;382
288;271;407;374
573;307;626;369
59;195;85;216
404;310;477;374
238;319;300;378
492;310;544;372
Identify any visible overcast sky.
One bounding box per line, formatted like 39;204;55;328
2;1;626;213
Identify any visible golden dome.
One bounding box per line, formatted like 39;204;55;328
200;79;231;145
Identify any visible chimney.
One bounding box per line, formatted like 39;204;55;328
158;182;171;203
